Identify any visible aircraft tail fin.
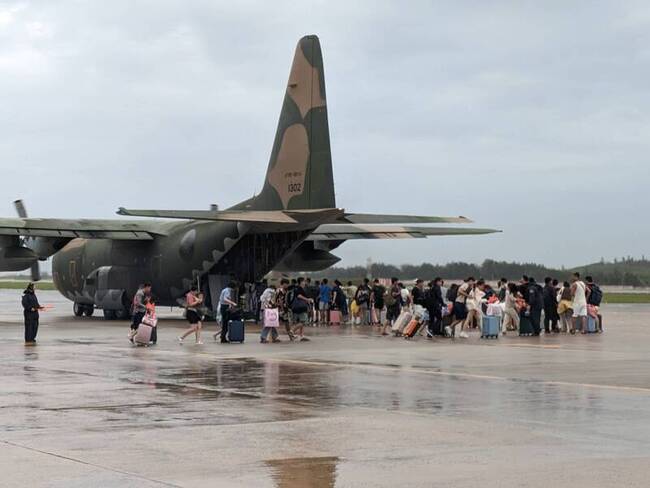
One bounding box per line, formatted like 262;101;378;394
255;35;335;211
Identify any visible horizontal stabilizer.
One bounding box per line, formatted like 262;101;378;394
307;224;501;241
341;213;473;224
117;207;344;225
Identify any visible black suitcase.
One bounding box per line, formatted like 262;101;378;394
228;320;245;343
519;313;534;336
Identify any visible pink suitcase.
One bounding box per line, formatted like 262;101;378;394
134;323;152;345
392;310;412;334
329;310;342;325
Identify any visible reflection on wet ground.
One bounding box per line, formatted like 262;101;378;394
266;457;339;488
1;300;650;486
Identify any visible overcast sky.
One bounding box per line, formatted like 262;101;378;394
1;1;649;269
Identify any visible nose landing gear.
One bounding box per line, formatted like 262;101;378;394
73;302;95;317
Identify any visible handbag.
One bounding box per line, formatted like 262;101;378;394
264;308;280;328
141;314;157;328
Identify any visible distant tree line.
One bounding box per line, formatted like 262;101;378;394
308;259;650;287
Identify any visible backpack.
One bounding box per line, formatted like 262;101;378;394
589;284;603;306
446;286;458;303
356;287;369;305
286;287;297;309
384;289;396;307
529;285;544;309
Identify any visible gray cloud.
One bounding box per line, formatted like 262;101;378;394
1;0;648;269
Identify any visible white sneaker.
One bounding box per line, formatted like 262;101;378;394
459;331;469;339
177;336;184;344
196;341;204;345
444;326;452;337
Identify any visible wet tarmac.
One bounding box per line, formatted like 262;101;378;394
2;290;650;487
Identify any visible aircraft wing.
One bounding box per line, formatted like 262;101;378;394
116;207;344;225
116;208;473;226
0;218;171;240
340;214;473;224
307;224;501;241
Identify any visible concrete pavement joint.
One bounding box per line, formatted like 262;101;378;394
0;439;183;488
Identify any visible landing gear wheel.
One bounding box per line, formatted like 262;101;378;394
73;302;84;317
83;305;94;317
103;309;117;320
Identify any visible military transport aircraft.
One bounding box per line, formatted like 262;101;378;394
0;35;498;319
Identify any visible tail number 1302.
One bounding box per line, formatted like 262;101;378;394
288;183;302;193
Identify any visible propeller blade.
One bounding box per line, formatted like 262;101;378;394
14;199;28;218
13;200;41;281
30;262;41;282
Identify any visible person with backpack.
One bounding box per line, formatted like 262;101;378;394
289;277;313;341
381;277;402;336
543;277;560;334
354;278;372;325
425;277;444;337
22;283;44;345
526;277;544;336
585;276;603;332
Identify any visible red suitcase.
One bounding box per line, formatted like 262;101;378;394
403;318;422;338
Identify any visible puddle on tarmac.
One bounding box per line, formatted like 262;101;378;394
266;456;339;488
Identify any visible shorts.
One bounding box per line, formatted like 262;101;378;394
374;302;384;310
293;312;309;324
186;310;201;324
386;304;401;322
453;302;467;320
319;301;329;311
572;304;587;318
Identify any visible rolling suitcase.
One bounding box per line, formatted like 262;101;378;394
481;315;499;339
228;320;245;343
392;311;412;335
587;316;597;333
403;318;422;338
134;323;152;345
519;313;534;336
329;310;342;325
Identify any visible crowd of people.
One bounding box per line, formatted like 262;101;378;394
250;272;604;343
19;272;604;346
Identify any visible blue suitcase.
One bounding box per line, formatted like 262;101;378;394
481;315;500;339
228;320;245;343
587;316;597;333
